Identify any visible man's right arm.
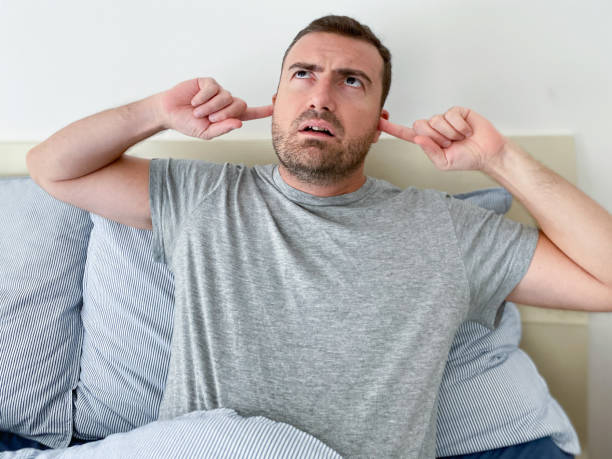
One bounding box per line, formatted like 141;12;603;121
27;78;272;230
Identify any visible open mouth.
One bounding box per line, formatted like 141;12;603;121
297;118;337;138
300;127;334;137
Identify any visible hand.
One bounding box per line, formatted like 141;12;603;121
379;106;508;172
158;77;273;140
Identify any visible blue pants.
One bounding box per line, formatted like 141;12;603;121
0;431;49;451
0;432;88;452
441;436;574;459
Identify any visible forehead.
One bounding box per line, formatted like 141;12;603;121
283;32;383;81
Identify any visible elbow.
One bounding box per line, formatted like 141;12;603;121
26;145;55;187
26;145;42;184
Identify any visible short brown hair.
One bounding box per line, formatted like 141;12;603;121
281;15;392;108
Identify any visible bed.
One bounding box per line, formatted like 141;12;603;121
0;136;587;457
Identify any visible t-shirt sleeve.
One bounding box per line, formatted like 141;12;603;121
445;194;539;329
149;158;229;266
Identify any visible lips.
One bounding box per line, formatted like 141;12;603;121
298;120;336;137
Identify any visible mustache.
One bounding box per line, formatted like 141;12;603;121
292;109;344;137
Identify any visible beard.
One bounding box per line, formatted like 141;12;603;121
272;109;378;186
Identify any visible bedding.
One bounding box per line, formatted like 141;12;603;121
3;409;341;459
73;214;174;439
0;178;92;448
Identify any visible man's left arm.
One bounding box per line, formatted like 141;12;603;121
380;107;612;311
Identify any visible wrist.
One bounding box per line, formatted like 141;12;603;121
481;139;547;202
113;95;168;145
482;138;525;181
148;93;170;131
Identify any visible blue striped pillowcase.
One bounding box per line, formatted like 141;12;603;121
453;187;512;214
73;213;174;440
5;409;342;459
0;178;92;448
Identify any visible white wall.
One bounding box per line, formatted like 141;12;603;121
2;0;611;455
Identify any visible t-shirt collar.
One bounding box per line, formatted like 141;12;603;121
272;165;375;206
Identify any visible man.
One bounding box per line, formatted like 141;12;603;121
27;15;611;458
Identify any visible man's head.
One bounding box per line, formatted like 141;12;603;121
271;15;392;187
281;16;392;109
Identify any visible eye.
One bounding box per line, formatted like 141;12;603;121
345;76;362;88
294;70;310;79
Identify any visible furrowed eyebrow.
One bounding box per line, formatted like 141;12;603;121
287;62;323;73
335;68;372;86
287;62;373;86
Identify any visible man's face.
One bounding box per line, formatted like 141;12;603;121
272;32;385;185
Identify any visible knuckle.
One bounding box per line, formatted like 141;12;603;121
220;90;232;102
444;112;469;135
441;113;454;125
430;114;444;126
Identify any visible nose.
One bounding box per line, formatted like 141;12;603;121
308;78;336;112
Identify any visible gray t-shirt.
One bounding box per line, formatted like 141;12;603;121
149;159;538;458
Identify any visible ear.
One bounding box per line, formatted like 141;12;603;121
373;109;389;143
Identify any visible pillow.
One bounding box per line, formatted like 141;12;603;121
0;178;92;448
72;214;174;440
6;409;342;459
453;187;512;215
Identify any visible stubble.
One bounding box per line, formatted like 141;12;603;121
272;109;378;186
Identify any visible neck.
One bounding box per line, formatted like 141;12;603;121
277;164;367;197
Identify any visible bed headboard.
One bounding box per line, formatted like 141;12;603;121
0;136;588;449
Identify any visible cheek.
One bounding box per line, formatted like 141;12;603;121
272;110;296;136
345;108;380;133
271;98;292;126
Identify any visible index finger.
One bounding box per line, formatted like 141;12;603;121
241;104;274;121
379;118;417;143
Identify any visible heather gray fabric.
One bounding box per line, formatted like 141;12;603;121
149;159;539;459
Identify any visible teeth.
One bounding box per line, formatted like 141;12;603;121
307;126;330;134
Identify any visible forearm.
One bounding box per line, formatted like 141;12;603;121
485;139;612;287
27;94;166;183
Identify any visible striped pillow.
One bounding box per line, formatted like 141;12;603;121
73;214;174;440
0;178;92;448
453;187;512;214
7;409;342;458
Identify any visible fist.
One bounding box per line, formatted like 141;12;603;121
380;106;508;172
412;107;507;171
158;77;272;140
